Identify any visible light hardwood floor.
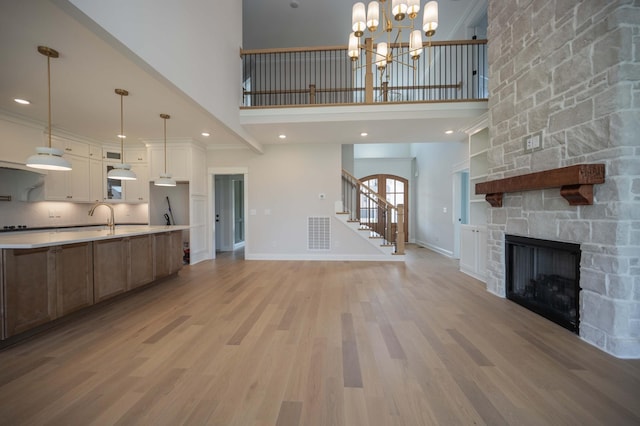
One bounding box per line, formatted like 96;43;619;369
1;246;639;425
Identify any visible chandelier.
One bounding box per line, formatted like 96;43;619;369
347;0;439;75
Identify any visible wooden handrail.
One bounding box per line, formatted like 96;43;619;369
240;39;487;55
342;169;395;209
240;98;488;110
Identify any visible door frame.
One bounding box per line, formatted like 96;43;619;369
208;167;249;260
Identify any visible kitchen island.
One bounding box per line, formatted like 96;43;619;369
0;225;189;344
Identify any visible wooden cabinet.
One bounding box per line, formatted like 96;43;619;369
124;164;149;202
2;243;94;338
170;231;184;273
153;232;171;279
2;247;56;338
55;243;93;317
128;235;154;289
93;239;128;302
154;231;183;279
45;155;91;201
1;231;184;341
460;225;487;281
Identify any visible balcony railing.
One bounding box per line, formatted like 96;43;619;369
241;39;487;107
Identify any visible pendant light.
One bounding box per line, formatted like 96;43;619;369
26;46;72;171
107;88;137;180
154;114;176;187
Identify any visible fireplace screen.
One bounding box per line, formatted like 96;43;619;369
505;235;581;333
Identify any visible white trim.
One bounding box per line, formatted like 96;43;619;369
208;166;249;260
245;253;404;262
414;239;453;258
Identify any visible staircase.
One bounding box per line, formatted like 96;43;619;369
338;170;405;256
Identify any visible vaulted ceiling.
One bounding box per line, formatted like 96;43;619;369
0;0;488;151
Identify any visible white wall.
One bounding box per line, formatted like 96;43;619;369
65;0;260;151
353;141;468;255
354;143;413;158
411;141;468;256
208;144;383;259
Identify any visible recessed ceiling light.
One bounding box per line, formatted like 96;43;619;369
117;134;126;139
445;130;454;134
279;134;286;139
14;98;30;105
201;132;210;137
360;132;368;137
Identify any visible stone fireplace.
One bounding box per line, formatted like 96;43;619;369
505;235;581;333
486;1;639;357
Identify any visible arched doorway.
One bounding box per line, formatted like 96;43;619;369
359;174;409;242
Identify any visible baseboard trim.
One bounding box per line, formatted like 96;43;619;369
414;240;453;258
245;253;404;262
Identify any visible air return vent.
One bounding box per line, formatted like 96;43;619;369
308;216;330;250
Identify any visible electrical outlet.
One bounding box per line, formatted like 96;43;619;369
524;131;544;152
531;133;540;149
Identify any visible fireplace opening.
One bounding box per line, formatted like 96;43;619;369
505;235;581;333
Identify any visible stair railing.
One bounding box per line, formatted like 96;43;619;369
341;169;405;255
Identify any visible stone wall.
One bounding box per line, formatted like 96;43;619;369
486;0;640;357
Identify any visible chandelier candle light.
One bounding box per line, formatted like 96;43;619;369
155;113;176;187
348;0;438;84
107;89;137;180
26;46;72;171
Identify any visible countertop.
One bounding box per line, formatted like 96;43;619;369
0;225;190;249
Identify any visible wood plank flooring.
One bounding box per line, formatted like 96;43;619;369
1;245;639;425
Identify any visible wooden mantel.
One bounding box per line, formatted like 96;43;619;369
475;164;605;207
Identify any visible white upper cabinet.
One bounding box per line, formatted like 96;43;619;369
149;145;190;182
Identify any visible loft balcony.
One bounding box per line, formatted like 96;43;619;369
241;39;487;108
239;39;488;144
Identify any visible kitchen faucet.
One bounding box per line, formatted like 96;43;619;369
88;202;115;232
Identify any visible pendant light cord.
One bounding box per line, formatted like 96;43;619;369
47;54;52;148
120;92;124;164
163;116;167;174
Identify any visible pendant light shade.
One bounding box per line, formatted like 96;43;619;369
348;32;360;60
26;147;72;171
376;42;388;69
409;30;423;59
423;1;439;36
107;88;136;181
155;113;176;187
366;1;379;31
352;2;366;36
26;46;72;171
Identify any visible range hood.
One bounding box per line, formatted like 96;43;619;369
0;160;47;174
0;163;46;202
